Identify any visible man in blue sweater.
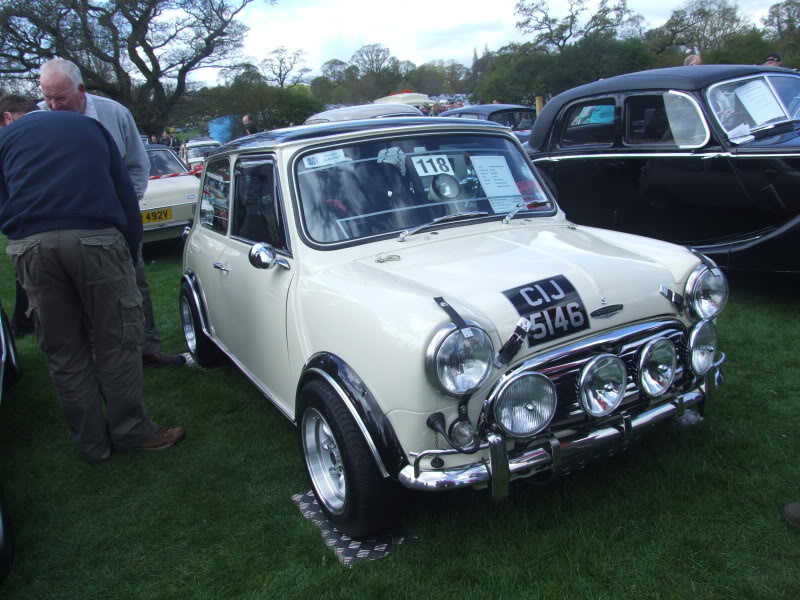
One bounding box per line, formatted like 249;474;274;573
0;95;185;462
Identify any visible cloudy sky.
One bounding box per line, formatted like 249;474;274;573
194;0;776;84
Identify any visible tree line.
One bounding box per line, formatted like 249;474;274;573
1;0;799;134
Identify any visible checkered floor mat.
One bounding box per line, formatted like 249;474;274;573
292;491;412;566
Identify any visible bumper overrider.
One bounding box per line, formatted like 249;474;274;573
399;354;724;498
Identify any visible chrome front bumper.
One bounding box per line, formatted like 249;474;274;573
398;357;724;498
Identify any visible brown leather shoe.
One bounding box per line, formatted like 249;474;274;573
142;352;186;368
784;503;800;529
136;427;186;451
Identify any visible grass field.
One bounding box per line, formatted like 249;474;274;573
0;238;798;600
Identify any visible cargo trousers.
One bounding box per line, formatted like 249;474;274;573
7;228;158;460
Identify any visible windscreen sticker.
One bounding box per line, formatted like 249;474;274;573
377;147;408;175
469;155;523;213
411;154;453;177
503;275;589;347
303;149;347;169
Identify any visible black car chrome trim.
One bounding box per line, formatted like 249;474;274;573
532;152;719;162
300;353;408;479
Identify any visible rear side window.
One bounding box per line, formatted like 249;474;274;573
200;158;231;235
559;101;616;148
625;92;708;148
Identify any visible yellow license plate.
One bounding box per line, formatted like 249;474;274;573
141;208;173;224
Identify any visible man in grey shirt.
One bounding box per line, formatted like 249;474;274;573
37;58;184;367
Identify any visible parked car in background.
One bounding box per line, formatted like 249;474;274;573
183;137;221;170
305;103;422;124
526;65;800;272
141;144;199;242
373;92;432;109
1;303;21;583
439;104;536;143
180;117;726;537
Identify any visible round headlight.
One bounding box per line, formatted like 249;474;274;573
432;174;461;200
449;419;475;446
579;354;627;417
685;265;728;320
638;338;677;397
493;373;557;438
426;324;493;396
688;320;718;375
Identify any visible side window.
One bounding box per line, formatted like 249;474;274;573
200;158;231;235
559;100;616;148
626;93;708;147
232;158;288;251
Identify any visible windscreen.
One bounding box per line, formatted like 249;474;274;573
147;148;187;176
296;133;553;244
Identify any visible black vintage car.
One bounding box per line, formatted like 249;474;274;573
526;65;800;272
439;104;536;143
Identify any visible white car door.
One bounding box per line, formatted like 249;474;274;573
209;156;296;413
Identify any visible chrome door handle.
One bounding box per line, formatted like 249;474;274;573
213;261;229;272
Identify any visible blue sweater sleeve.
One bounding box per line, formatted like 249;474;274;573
102;123;143;249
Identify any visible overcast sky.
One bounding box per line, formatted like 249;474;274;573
193;0;776;84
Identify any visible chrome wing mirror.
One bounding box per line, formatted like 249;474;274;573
249;242;290;270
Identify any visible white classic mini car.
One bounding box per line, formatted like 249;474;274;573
180;118;727;536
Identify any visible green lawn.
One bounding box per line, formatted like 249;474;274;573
1;239;799;600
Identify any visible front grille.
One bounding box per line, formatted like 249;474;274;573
484;319;691;433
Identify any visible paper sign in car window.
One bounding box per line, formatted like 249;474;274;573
411;154;453;177
303;149;347;169
469;155;523;213
734;80;785;125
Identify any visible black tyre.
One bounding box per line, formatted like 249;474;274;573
179;281;224;368
0;309;20;387
298;379;396;537
0;485;13;584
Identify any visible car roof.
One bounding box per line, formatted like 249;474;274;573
186;137;220;147
305;103;422;124
439;104;531;116
529;64;796;149
213;117;508;155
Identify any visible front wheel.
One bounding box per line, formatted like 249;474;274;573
299;380;396;537
179;281;224;368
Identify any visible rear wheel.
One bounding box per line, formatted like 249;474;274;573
299;379;396;537
1;309;20;387
179;281;224;368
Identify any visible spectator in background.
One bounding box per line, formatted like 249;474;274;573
38;57;185;368
684;54;702;66
0;95;185;462
764;53;783;67
420;105;430;116
149;134;158;144
243;114;259;135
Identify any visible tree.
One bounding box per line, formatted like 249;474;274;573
0;0;266;133
350;44;394;78
514;0;632;52
763;0;800;58
260;46;311;88
321;59;348;83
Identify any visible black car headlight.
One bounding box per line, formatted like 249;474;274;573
688;320;718;376
578;354;627;417
426;323;493;396
493;372;557;439
685;265;728;320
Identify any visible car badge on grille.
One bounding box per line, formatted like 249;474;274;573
590;304;623;318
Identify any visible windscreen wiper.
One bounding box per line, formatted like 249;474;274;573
397;211;489;242
502;200;551;224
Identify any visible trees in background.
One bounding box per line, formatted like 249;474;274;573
0;0;262;134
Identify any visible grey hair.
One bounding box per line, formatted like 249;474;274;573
40;58;84;88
